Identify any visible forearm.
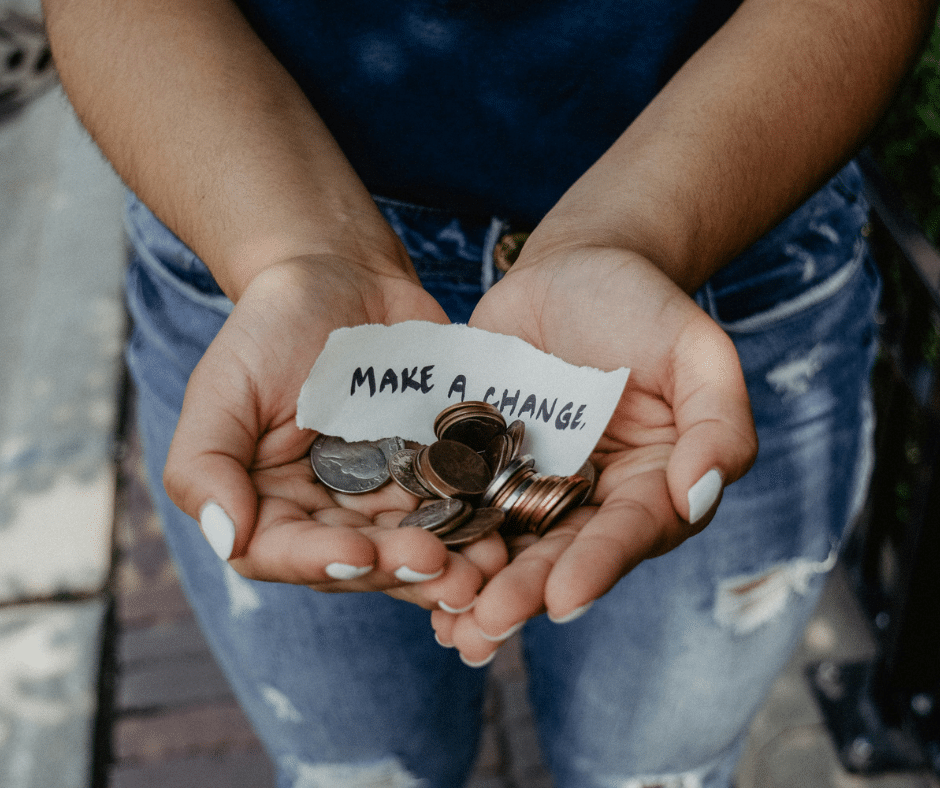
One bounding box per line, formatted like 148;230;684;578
526;0;937;292
43;0;407;300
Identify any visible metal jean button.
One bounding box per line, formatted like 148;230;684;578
492;231;529;272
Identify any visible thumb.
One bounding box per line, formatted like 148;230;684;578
666;319;758;527
163;359;260;561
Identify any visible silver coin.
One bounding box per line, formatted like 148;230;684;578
310;434;390;494
388;449;436;499
398;498;471;532
375;436;406;460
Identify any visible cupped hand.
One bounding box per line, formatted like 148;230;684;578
435;244;758;663
163;256;506;611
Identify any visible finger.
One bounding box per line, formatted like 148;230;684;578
463;521;584;641
385;550;484;611
667;317;758;525
164;355;262;561
369;523;451;583
430;608;457;648
543;471;676;617
450;613;501;667
230;497;380;584
453;532;509;584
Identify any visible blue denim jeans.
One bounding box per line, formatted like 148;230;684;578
124;162;879;788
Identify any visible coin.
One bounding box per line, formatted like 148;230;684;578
439;508;505;546
483;432;513;476
416;439;492;500
310;434;391;493
481;455;536;507
435;401;507;452
505;419;526;457
398;498;472;533
576;459;597;505
388;448;436;499
375;436;406;460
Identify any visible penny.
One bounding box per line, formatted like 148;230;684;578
532;477;593;537
388;449;436;499
483;432;513;476
438;415;506;453
418;439;492;500
434;401;507;452
505;419;526;457
439;508;505;546
576;459;597;505
398;498;471;532
310;434;390;494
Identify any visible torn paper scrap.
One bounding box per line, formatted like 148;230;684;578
296;321;629;476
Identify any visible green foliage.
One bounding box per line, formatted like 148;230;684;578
869;12;940;245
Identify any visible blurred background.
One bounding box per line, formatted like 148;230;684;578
0;3;938;787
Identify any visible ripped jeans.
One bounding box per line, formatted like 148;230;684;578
123;161;879;788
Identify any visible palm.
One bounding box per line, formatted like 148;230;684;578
436;247;756;656
165;257;506;609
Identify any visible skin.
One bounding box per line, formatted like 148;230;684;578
43;0;938;664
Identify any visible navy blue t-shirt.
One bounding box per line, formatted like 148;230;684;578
234;0;742;226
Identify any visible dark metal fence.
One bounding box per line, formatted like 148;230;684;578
808;150;940;775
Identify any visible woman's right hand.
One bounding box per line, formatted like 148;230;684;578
162;255;508;613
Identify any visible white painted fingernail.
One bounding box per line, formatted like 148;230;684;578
460;651;497;668
434;632;454;649
394;565;445;583
688;468;724;524
199;501;235;561
325;563;373;580
548;600;594;624
439;598;476;614
480;620;523;643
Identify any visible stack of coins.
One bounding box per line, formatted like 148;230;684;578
309;401;595;546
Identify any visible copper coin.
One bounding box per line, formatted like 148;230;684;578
398;498;471;532
434;400;503;434
310;434;390;494
483;432;513;476
576;459;597;505
419;439;492;500
439;416;506;453
505;419;526;457
533;477;592;537
440;508;506;546
388;449;436;499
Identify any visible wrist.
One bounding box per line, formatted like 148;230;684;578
217;213;414;302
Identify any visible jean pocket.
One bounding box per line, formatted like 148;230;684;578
703;236;872;334
124;192;233;315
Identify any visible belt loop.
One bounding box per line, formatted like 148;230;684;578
481;217;508;292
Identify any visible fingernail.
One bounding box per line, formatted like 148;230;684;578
480;620;523;642
325;563;373;580
460;651;497;668
548;600;594;624
434;632;454;649
199;501;235;561
394;565;445;583
439;598;476;614
688;468;724;524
